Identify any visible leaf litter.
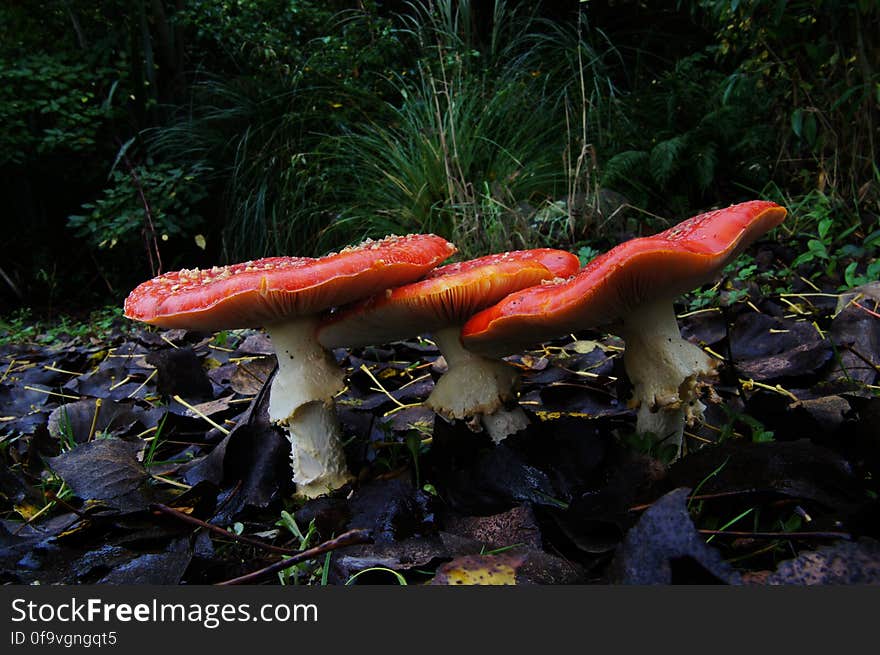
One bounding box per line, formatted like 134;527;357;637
0;264;879;586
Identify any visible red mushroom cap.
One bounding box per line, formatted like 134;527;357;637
123;234;457;331
462;200;787;356
318;248;580;349
425;248;579;280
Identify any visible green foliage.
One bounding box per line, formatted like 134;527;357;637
0;53;119;166
763;184;878;287
621;429;680;464
275;511;328;585
697;0;879;196
600;53;775;215
0;306;126;346
150;4;404;260
577;245;601;267
718;405;775;444
68;161;208;252
1;0;877;314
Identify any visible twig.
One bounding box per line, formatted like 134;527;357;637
853;300;880;319
215;529;373;586
697;529;851;540
150;502;298;555
172;394;231;435
629;488;762;512
119;146;162;275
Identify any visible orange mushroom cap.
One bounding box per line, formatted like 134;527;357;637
461;200;787;357
318;248;580;349
123;234;457;331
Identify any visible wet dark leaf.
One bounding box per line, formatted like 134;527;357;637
792;395;852;434
229;356;275;396
666;439;865;516
0;464;44;513
346;478;435;544
679;309;728;346
431;424;567;514
236;333;274;355
529;382;626;418
47;437;154;512
553;450;665;555
744;538;880;584
47;398;144;444
0;513;82;583
345;376;434;412
377;406;435;434
335;532;475;580
96;538;192;585
610;488;741;584
442;504;543;550
184;392;290;522
729;313;820;362
0;383;52;419
826;301;880;385
734;339;834;381
145;347;213;400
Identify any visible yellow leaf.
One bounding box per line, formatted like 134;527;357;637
430;553;525;585
194;234;207;250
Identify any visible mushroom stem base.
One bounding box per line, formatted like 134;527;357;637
427;326;527;443
619;299;716;459
479;405;530;444
284;400;354;499
266;318;352;497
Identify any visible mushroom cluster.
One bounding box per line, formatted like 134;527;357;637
318;248;580;443
124;234;457;498
462;200;787;456
124;200;786;498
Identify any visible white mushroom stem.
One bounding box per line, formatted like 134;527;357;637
617;298;717;458
265;317;353;498
426;326;530;443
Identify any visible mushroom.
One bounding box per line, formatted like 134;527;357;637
317;248;580;443
461;200;787;457
124;234;457;497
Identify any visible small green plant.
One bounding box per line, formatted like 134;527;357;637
55;406;78;452
620;429;679;464
275;511;323;585
762;185;878;288
718;405;775;444
576;245;601;267
345;567;408;585
144;413;169;469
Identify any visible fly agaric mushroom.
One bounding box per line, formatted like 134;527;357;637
124;234;456;497
317;249;580;443
461;200;787;457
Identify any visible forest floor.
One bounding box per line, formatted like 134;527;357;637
2;243;880;585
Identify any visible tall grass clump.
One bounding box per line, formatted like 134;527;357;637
322;0;622;258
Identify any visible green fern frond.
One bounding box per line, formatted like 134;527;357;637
692;141;718;191
601;150;649;187
649;135;687;186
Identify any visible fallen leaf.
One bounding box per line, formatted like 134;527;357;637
430;553;522;585
610;487;742;584
47;437;154;513
744;538;880;585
